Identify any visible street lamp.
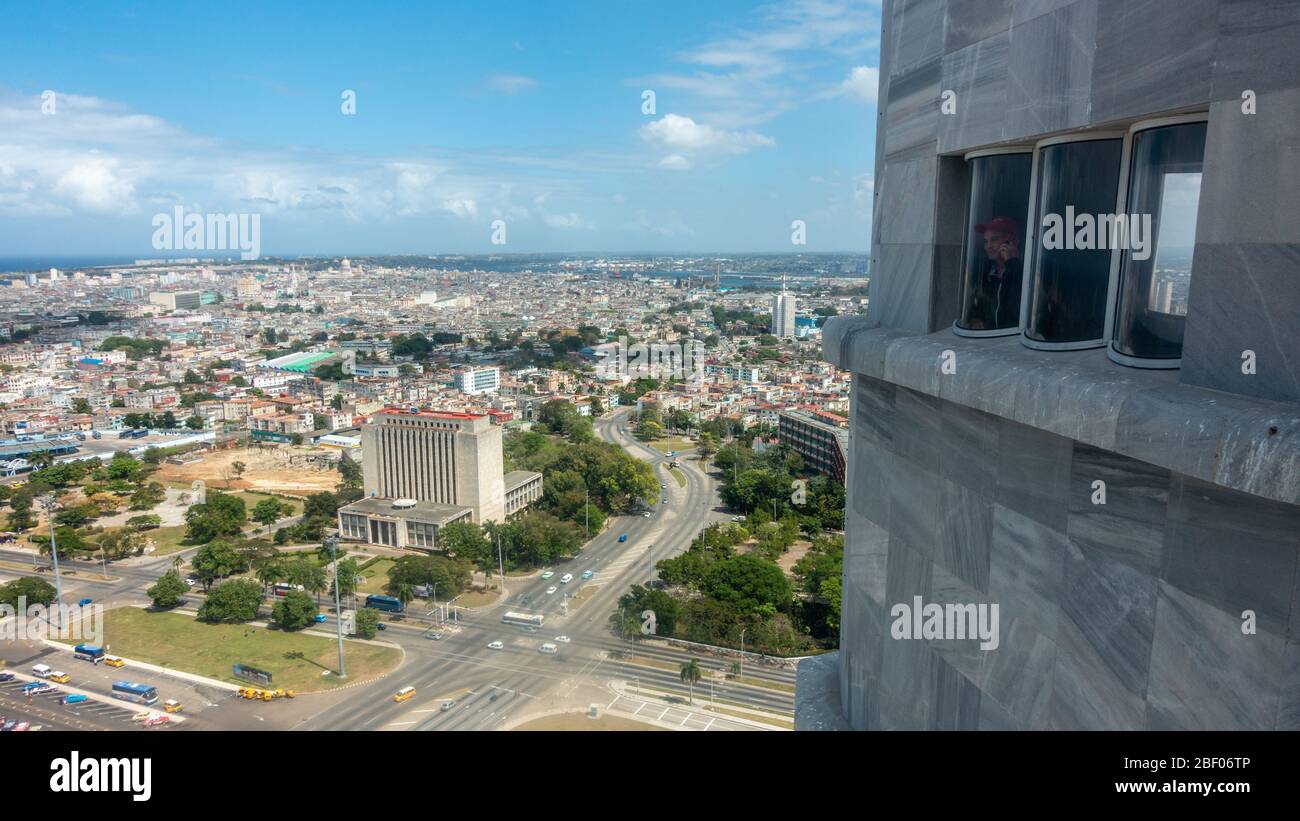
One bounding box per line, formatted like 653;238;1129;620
326;535;346;679
38;495;65;630
739;627;747;684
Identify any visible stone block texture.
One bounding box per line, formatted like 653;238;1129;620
796;0;1300;731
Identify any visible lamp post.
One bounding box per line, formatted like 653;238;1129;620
739;627;747;684
39;495;65;630
326;535;346;679
584;488;589;537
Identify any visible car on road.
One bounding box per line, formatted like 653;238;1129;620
104;656;125;668
618;533;627;542
662;499;669;504
426;632;444;641
62;694;88;705
660;483;666;489
441;700;454;712
487;640;504;650
555;635;571;643
393;686;417;703
539;643;559;655
581;570;594;579
545;586;557;595
164;699;183;713
313;614;328;623
184;578;196;587
665;451;674;457
77;598;92;607
0;672;13;682
643;511;651;518
560;573;573;584
376;623;387;631
540;570;555;580
143;715;170;727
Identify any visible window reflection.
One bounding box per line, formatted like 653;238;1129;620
1111;121;1207;364
955;152;1032;335
1024;138;1123;347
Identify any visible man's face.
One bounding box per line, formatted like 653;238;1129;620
983;230;1016;261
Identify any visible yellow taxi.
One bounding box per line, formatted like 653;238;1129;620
163;699;183;713
47;671;70;684
104;656;126;668
393;686;417;703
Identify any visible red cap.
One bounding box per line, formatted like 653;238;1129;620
975;216;1019;236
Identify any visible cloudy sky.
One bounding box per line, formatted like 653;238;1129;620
0;0;880;258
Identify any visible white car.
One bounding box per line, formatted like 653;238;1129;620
555;635;571;643
643;511;651;518
546;586;558;595
540;571;555;580
539;643;558;655
487;640;504;650
660;483;667;489
559;573;573;584
184;578;196;587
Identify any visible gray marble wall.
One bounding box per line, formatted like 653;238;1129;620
840;374;1300;729
869;0;1300;401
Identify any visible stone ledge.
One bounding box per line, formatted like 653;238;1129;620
823;314;1300;506
794;651;852;731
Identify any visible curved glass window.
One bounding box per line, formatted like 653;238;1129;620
1110;120;1207;366
954;151;1032;336
1023;137;1123;348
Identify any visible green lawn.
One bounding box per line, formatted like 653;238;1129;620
356;558;395;595
649;437;696;454
669;467;687;488
64;607;401;692
146;525;195;557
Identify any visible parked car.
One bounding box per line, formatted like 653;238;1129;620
47;671;70;684
0;672;14;682
77;598;92;607
62;694;88;705
426;632;444;641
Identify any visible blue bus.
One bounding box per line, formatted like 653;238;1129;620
73;644;105;663
111;681;158;705
365;594;404;613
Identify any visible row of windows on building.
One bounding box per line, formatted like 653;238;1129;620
952;115;1207;369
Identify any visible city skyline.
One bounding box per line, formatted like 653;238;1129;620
0;0;881;257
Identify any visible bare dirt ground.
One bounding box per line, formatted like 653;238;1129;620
153;445;342;496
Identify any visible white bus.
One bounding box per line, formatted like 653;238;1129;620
501;611;545;628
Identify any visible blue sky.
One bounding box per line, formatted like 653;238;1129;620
0;0;880;257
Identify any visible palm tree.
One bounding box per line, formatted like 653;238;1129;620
679;659;702;705
393;583;415;610
255;559;285;593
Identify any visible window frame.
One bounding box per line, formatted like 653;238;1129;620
1106;112;1210;370
951;146;1036;339
1020;130;1127;351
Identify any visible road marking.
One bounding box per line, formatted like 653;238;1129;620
388;720;416;726
703;717;715;731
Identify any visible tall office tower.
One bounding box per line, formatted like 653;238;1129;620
801;0;1300;732
772;273;796;337
360;409;506;524
714;263;721;289
455;366;500;395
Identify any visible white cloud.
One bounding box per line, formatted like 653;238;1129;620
486;74;538;94
640;114;773;169
838;65;879;103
